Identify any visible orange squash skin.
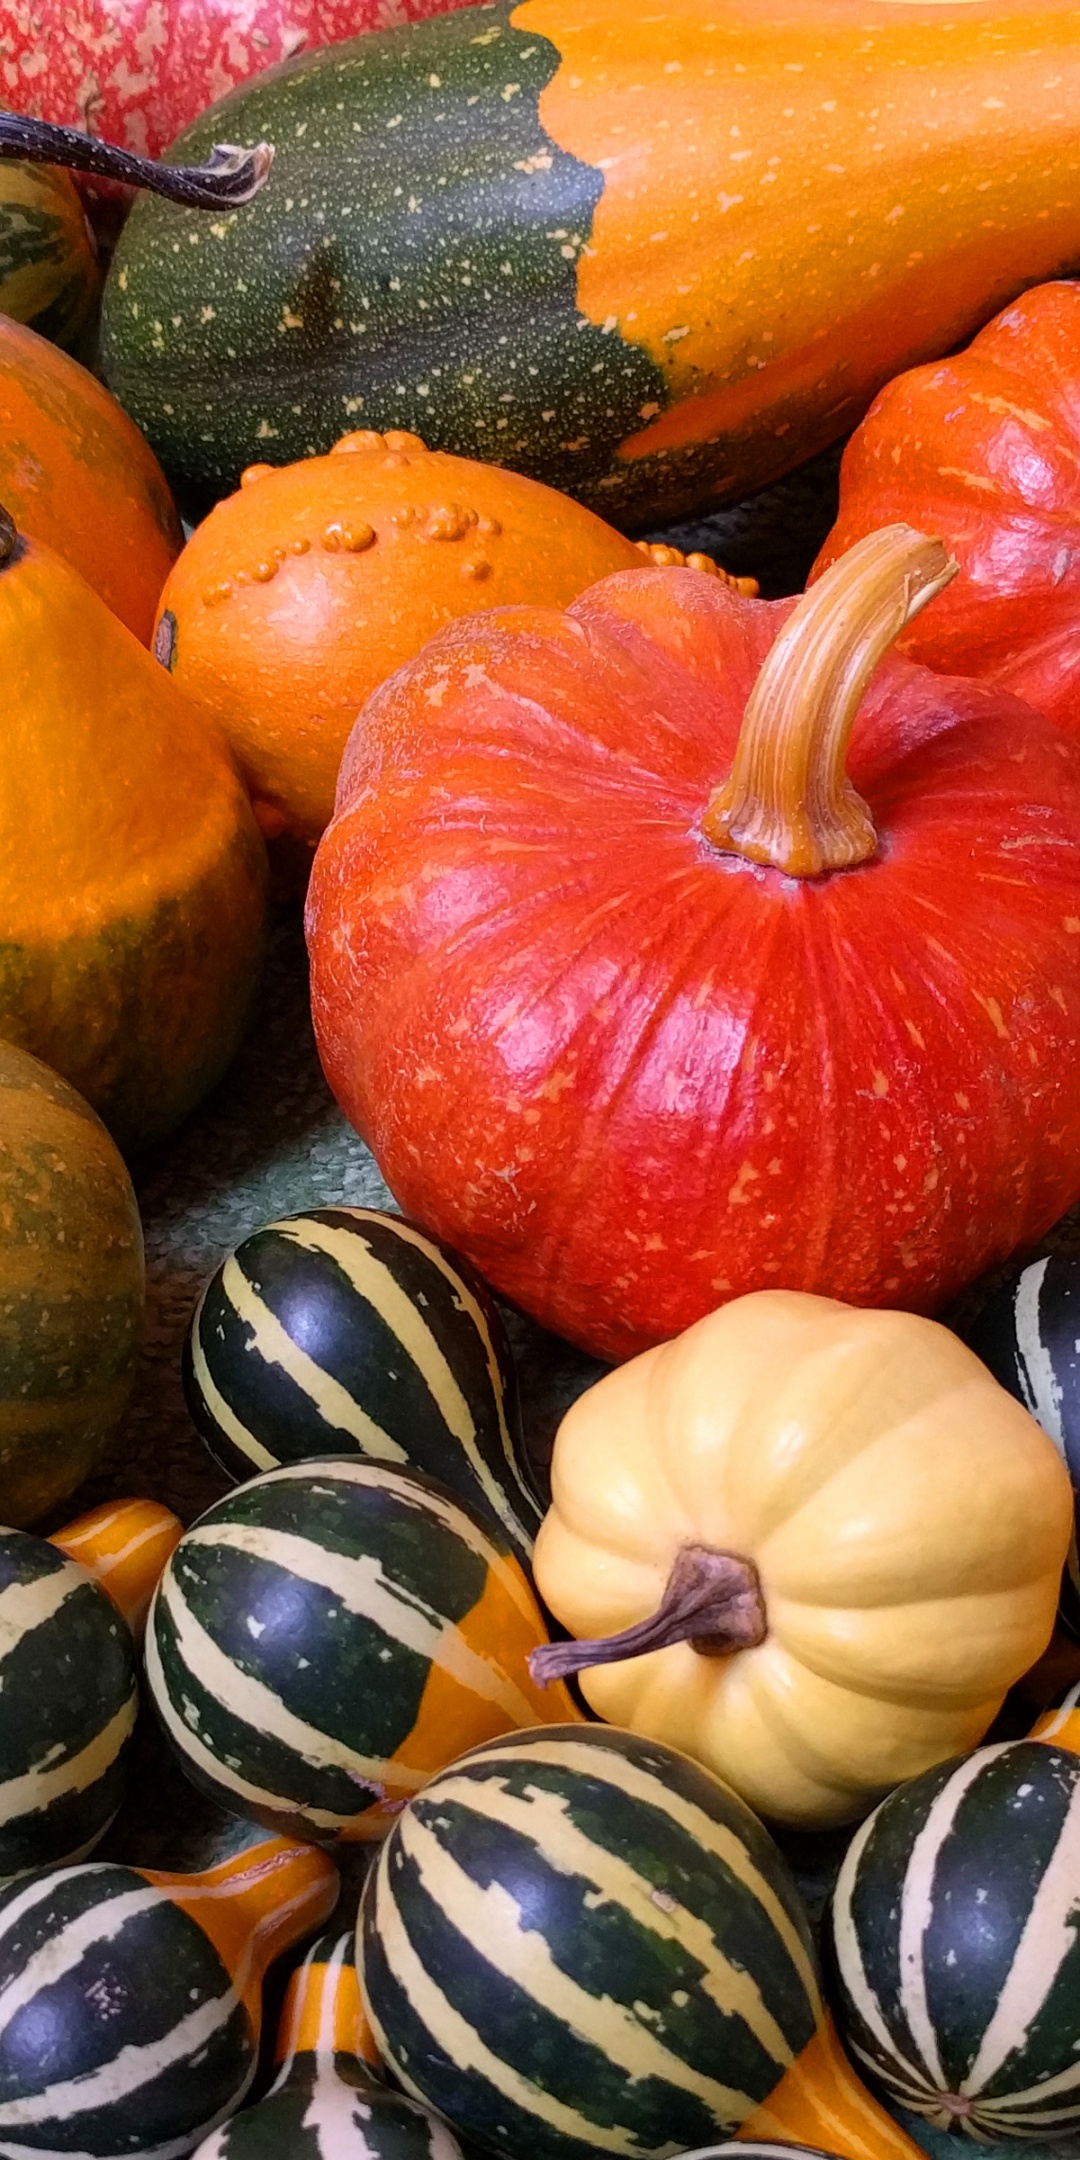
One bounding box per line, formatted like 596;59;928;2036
0;530;268;1156
0;317;181;643
154;431;692;843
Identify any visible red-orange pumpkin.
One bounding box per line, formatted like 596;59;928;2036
307;527;1080;1362
813;282;1080;728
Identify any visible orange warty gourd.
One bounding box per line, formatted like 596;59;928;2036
155;430;753;844
0;507;268;1155
0;316;181;642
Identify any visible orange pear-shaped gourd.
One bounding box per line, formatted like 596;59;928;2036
0;507;268;1152
50;1496;184;1636
0;1836;339;2158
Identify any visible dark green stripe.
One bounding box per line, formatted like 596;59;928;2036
0;1575;134;1787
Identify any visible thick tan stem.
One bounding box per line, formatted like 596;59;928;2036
529;1544;767;1687
701;524;958;878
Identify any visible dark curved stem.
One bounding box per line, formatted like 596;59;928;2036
0;506;16;567
529;1545;768;1687
0;111;273;209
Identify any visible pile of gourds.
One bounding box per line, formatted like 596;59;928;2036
7;0;1080;2155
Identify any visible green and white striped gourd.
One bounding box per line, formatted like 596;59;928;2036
145;1458;577;1843
194;1930;465;2159
827;1737;1080;2142
0;1834;338;2157
357;1724;922;2160
0;1527;137;1882
183;1207;540;1563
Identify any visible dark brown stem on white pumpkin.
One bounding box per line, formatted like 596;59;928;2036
0;111;273;208
701;524;958;878
528;1544;768;1686
0;505;17;567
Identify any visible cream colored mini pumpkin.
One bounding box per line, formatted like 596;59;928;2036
531;1291;1072;1829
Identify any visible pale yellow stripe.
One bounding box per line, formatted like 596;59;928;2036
221;1257;409;1463
427;1770;792;2066
246;1459;539;1622
465;1735;820;2008
281;1219;528;1539
0;1563;82;1661
0;1697;136;1825
400;1806;755;2118
183;1523;538;1726
366;1849;701;2152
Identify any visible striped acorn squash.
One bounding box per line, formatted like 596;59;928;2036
0;1836;339;2159
145;1458;579;1843
0;1039;144;1527
0;162;98;356
357;1723;922;2160
182;1206;540;1564
827;1738;1080;2142
194;1929;466;2158
0;1530;137;1882
99;0;1080;523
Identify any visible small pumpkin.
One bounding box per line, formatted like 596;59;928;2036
155;430;752;844
813;281;1080;730
0;316;180;642
827;1737;1080;2142
193;1929;464;2159
0;1836;338;2159
0;1038;144;1525
964;1252;1080;1640
357;1723;923;2160
0;508;268;1154
183;1205;540;1565
144;1458;579;1843
529;1290;1072;1829
307;526;1080;1360
0;161;98;355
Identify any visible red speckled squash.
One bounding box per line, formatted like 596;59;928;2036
813;282;1080;731
307;527;1080;1362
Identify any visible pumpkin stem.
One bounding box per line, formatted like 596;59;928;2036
528;1543;767;1686
0;505;15;567
0;111;273;209
701;524;958;878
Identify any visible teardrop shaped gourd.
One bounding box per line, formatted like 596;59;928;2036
0;1499;182;1883
50;1496;184;1636
827;1735;1080;2142
183;1206;540;1564
0;1038;144;1526
357;1723;922;2160
0;512;268;1153
194;1929;466;2157
308;525;1080;1360
0;1835;339;2158
145;1459;580;1843
0;317;180;641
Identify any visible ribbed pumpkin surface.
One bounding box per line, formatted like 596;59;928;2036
183;1207;539;1563
0;1862;256;2156
358;1723;822;2159
0;1039;144;1526
145;1460;570;1841
828;1739;1080;2141
0;1534;136;1882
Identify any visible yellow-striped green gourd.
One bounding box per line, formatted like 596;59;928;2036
144;1458;580;1843
357;1724;924;2160
0;1834;339;2157
194;1929;466;2158
182;1207;540;1564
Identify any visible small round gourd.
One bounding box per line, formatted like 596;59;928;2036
183;1205;539;1563
194;1929;465;2158
0;1528;136;1881
358;1723;922;2160
827;1737;1080;2142
0;1834;338;2158
965;1252;1080;1634
145;1458;578;1843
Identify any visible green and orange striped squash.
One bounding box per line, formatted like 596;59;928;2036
0;162;99;358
